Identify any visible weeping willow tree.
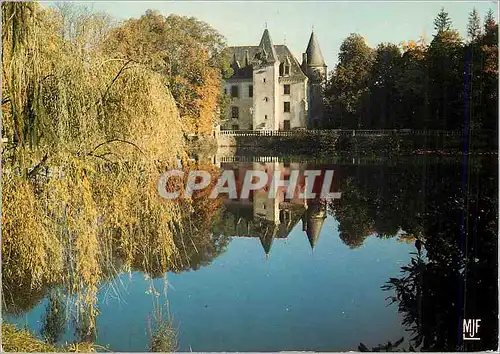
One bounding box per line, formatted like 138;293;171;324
1;2;190;343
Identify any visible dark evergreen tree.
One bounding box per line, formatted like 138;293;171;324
484;8;495;32
433;7;452;33
467;8;481;42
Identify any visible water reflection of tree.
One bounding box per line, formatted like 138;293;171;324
3;162;228;353
381;159;498;351
332;177;375;248
74;311;96;344
333;160;497;350
330;163;456;248
129;163;231;276
2;279;51;317
40;290;67;344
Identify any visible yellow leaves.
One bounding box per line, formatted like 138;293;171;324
399;39;427;61
401;40;417;51
103;12;226;137
1;2;225;337
195;66;221;135
2;175;64;288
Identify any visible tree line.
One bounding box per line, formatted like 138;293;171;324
324;8;498;133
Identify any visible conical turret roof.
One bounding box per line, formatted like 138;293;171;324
305;31;326;67
304;200;327;249
306;216;326;249
260;234;273;255
258;29;278;63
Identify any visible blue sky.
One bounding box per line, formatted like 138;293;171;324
48;1;498;67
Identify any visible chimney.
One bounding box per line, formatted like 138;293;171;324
245;50;250;66
302;53;308;70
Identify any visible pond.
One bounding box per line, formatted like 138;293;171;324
3;156;498;352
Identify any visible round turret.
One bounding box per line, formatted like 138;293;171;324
304;31;327;83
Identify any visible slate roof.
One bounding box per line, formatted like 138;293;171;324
226;43;307;80
226;28;310;80
305;31;327;67
302;201;327;249
258;29;278;62
275;45;308;80
227;46;260;79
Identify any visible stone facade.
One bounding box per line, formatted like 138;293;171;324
222;29;327;131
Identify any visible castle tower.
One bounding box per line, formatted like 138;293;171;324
252;29;280;130
302;31;327;129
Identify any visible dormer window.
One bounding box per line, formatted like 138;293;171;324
280;57;291;76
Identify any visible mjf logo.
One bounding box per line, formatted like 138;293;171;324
463;319;481;341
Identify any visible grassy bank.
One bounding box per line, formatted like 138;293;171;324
1;324;95;352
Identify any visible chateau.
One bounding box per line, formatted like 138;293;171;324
222;28;327;131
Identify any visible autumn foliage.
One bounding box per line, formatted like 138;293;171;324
103;10;232;136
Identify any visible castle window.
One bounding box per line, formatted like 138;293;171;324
284;102;290;113
224;88;227;95
284;84;290;95
263;78;266;83
249;85;253;98
264;97;269;102
284;120;290;130
231;106;239;119
231;85;239;98
265;115;268;120
284;65;290;75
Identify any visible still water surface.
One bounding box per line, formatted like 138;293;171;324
4;156;498;352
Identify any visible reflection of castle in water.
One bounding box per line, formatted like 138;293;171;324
221;162;334;255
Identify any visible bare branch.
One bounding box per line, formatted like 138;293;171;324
87;138;144;156
102;59;133;102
